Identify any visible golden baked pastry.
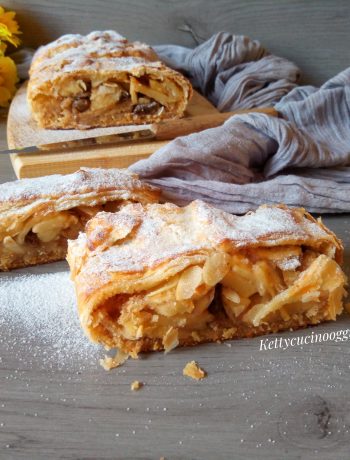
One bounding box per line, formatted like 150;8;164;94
0;167;159;271
67;201;347;356
183;361;207;380
27;30;193;129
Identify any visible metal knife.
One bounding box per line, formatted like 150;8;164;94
2;108;278;155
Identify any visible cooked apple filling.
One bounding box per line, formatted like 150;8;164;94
67;202;347;357
29;71;187;131
28;32;192;129
0;202;123;269
90;246;346;353
55;74;182;119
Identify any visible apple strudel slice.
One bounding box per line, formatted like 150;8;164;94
28;30;193;129
0;167;160;271
67;201;347;356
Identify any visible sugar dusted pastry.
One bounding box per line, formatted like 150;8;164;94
0;167;159;271
27;30;192;129
67;201;347;355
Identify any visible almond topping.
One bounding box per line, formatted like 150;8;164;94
222;287;240;303
202;252;230;286
176;265;203;300
162;327;179;353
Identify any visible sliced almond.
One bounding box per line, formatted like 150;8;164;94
221;270;257;298
176;266;203;300
243;255;345;327
202;252;230;286
252;260;284;297
222;296;250;320
147;276;179;299
192;288;215;315
162;327;179;353
104;81;122;88
301;290;320;303
222;287;240;303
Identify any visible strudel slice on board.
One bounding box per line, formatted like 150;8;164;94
27;30;193;129
67;200;347;357
0;168;159;271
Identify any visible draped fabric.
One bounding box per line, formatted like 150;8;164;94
131;33;350;214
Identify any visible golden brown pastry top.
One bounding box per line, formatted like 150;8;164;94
30;31;158;75
28;30;189;96
0;167;160;240
68;200;343;302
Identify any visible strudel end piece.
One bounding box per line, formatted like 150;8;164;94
27;30;193;129
0;167;159;271
67;201;347;355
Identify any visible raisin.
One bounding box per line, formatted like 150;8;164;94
72;97;90;112
133;101;160;115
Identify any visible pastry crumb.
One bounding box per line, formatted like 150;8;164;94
191;331;201;342
183;360;207;380
100;350;129;370
131;380;143;391
222;327;237;339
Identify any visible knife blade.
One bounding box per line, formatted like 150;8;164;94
2;108;278;155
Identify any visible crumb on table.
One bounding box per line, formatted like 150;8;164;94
131;380;143;391
99;350;129;370
183;360;207;380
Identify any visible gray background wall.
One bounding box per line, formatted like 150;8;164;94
4;0;350;85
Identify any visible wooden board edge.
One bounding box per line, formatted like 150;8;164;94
10;140;169;178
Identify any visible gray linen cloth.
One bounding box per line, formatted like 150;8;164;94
130;33;350;214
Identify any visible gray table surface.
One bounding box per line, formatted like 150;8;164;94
0;139;350;460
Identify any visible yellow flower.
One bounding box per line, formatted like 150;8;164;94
0;55;18;107
0;41;7;55
0;7;21;47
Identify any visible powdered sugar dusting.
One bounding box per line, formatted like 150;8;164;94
192;201;304;244
0;268;100;370
71;201;338;290
277;257;301;271
30;30;160;83
0;167;157;208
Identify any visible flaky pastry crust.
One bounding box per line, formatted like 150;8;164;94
0;167;159;271
27;31;193;129
67;201;347;356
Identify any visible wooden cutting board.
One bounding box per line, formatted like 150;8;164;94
7;82;220;179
